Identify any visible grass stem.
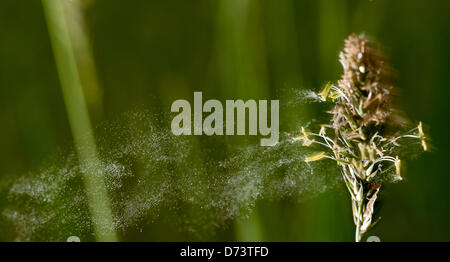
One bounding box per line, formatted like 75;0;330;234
41;0;117;242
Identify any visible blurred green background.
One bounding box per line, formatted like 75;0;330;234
0;0;449;241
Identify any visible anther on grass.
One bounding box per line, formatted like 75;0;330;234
294;33;429;242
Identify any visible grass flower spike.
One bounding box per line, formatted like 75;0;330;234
295;34;428;242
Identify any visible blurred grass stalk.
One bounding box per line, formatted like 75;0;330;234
42;0;117;241
309;0;351;241
61;0;103;116
216;0;267;241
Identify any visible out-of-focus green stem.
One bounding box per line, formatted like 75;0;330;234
63;0;103;114
42;0;117;242
234;208;263;241
216;0;266;241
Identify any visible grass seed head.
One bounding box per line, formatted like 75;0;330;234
295;33;429;241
